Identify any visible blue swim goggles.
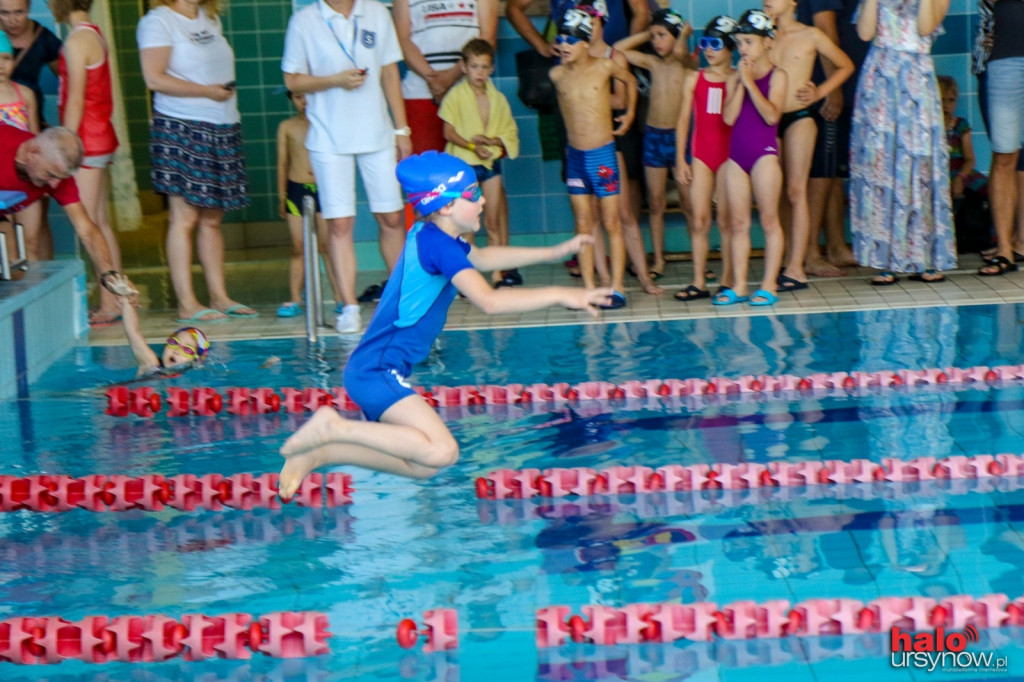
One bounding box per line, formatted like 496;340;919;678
700;36;726;51
555;34;584;45
441;184;482;202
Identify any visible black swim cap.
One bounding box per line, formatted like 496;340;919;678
559;8;594;41
704;15;738;50
651;8;685;38
737;9;775;38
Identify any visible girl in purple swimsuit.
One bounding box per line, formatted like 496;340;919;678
717;10;788;308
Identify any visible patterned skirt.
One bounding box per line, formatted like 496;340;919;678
149;113;249;212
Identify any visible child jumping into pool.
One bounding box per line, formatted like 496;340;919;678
277;151;612;496
117;294;210;378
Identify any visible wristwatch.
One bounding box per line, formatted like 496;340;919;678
394;126;411;137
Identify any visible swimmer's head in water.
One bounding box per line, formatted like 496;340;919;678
558;9;593;43
162;326;210;367
397;151;479;216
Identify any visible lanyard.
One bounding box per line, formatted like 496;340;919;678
326;13;360;69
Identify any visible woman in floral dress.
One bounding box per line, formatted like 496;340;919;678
850;0;955;284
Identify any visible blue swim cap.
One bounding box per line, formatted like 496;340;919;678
397;151;477;216
0;33;11;56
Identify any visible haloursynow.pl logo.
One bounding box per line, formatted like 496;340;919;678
890;625;1008;673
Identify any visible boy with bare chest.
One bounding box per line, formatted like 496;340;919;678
764;0;852;292
550;9;636;308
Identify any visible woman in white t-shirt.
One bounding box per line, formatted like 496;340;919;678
138;0;255;323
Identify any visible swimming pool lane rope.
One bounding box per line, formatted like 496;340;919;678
104;362;1024;418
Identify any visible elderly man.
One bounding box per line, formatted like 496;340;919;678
0;125;134;294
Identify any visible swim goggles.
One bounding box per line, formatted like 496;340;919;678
555;34;584;45
167;327;210;360
441;184;482;202
700;36;726;51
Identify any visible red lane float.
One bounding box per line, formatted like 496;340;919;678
0;611;330;664
104;363;1024;417
474;452;1024;500
0;472;353;513
395;609;458;652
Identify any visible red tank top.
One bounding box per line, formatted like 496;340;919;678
691;71;732;173
58;23;118;157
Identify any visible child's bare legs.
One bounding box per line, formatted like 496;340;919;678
779;118;815;284
570;194;599;288
285;213;305;304
598;193;626;294
714;173;733;289
76;166;122;321
687;160;716;292
585;195;612;286
617;154;662;294
644;165;669;277
481;175;508;283
751;155;785;297
723;160;752;298
279;397;459;497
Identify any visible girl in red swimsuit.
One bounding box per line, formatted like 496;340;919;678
675;15;738;302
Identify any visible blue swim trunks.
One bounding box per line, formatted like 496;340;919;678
472;158;502;184
565;141;620;197
642;126;677;169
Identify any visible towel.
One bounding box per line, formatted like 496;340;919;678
438;79;519;170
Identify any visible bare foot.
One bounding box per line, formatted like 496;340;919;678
827;247;859;268
279;445;331;501
804;258;846;278
640;278;665;295
280;406;349;456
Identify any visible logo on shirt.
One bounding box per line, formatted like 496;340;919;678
361;29;376;48
189;29;217;46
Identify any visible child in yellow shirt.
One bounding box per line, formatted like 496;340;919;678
439;38;521;287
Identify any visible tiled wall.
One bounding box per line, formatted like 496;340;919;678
88;0;983;239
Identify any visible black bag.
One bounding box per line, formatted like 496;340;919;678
954;189;994;254
516;49;557;114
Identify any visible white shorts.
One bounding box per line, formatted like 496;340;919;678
309;147;403;219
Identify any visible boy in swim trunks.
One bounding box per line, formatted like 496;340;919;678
116;294;210;378
276;151;612;495
675;16;739;303
550;9;637;309
276;90;344;318
613;8;692;285
718;9;788;307
764;0;853;291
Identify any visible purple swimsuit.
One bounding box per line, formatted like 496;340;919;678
728;68;779;175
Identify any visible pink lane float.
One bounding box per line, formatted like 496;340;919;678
0;472;352;513
103;363;1024;418
474;453;1024;500
0;611;330;664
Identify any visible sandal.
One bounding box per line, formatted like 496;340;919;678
979;256;1019;277
674;285;710;302
908;270;945;283
871;271;900;286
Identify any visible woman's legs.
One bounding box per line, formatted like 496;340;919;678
196;207;255;315
166;196;223;320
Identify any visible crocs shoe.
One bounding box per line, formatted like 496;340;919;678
599;291;627;309
277;302;303;318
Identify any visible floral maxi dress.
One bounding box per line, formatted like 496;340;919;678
850;0;956;273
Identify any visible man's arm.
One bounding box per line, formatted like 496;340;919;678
63;201;138;296
506;0;553;57
812;9;844;120
626;0;651;35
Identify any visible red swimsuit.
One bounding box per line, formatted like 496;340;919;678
691;71;732;174
57;23;118;158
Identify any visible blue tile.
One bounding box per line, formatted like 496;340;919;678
542;159;565;194
503;156;544;198
516;117;541;156
508;194;546;234
544;193;576;234
933;14;969;55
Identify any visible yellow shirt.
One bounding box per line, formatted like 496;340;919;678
438;78;519;170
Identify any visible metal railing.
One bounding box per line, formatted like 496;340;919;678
302;195;324;342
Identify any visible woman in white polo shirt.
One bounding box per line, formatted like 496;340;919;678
282;0;413;335
138;0;255;324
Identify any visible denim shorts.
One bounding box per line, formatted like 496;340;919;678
987;57;1024;154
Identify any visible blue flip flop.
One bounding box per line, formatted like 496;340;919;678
599;291;627;310
223;304;259;318
749;289;779;306
712;287;749;306
176;308;227;323
276;302;303;318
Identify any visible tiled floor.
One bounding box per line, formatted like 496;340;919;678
86;250;1024;346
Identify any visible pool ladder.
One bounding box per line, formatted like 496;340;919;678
301;195;325;342
0;220;28;281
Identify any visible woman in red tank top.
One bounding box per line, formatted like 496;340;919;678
52;0;122;326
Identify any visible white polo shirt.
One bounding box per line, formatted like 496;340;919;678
282;0;403;155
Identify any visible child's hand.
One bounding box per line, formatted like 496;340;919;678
565;287;616;318
474;146;493;160
557;234;594;259
613;111;634;136
279;198;288;219
795;81;818;104
674;161;692;187
738;58;754;84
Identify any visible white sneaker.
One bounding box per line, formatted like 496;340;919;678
335;304;361;334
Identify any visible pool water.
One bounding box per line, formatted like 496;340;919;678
4;304;1024;680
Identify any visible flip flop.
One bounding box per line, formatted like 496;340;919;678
648;269;663;281
907;270;945;283
89;311;122;328
777;274;809;292
599;291;627;309
177;308;227;323
871;271;900;286
749;289;779;306
712;287;749;306
674;285;710;302
979;256;1018;277
223;304;259;318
